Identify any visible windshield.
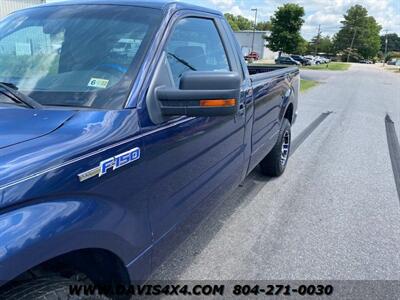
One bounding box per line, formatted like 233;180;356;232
0;5;162;109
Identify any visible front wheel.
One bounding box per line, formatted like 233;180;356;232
259;118;291;177
0;276;110;300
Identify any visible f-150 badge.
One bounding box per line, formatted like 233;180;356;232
78;147;140;182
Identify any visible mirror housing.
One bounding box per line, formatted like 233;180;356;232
157;71;241;117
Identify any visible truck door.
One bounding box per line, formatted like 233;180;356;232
139;15;246;262
249;73;288;169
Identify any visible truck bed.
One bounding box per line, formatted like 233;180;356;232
248;64;287;74
247;64;299;81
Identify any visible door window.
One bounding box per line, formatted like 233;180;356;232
165;17;230;86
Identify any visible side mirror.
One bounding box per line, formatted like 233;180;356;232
156;71;241;117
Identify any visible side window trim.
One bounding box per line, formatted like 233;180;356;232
164;16;232;86
142;11;243;125
136;10;239;110
219;18;248;80
208;16;234;73
214;17;243;80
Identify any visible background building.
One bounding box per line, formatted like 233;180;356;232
0;0;45;19
0;0;50;59
234;30;278;60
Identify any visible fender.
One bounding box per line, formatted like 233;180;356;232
0;197;152;283
279;82;298;125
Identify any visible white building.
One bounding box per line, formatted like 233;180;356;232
0;0;45;19
234;30;278;60
0;0;50;57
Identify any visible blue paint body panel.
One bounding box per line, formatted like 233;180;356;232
0;108;75;149
0;0;299;284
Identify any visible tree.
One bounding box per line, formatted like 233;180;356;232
295;37;308;55
319;36;334;54
308;33;334;55
385;51;400;62
308;29;322;55
224;13;271;32
309;35;334;54
265;3;305;56
224;13;253;31
380;33;400;53
256;21;272;31
224;13;240;31
333;5;381;60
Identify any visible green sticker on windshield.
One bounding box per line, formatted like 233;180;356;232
88;78;109;89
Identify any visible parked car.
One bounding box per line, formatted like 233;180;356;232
314;56;326;64
0;1;299;298
304;55;317;65
245;51;260;61
321;57;331;63
275;56;301;65
359;59;372;64
291;55;311;66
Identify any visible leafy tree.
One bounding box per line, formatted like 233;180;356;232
333;5;381;60
224;13;271;32
309;35;334;54
339;49;364;62
308;30;322;55
224;13;253;31
265;3;305;56
319;36;334;54
225;13;240;31
256;21;272;31
385;51;400;62
377;50;384;61
380;33;400;52
295;37;308;54
308;33;334;54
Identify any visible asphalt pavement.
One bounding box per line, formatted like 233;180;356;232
150;64;400;281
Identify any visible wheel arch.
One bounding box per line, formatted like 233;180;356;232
0;197;152;286
284;102;294;124
9;248;130;285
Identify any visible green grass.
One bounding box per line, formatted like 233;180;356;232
383;65;400;73
300;79;318;92
302;62;350;71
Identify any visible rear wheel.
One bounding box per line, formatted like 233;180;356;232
259;118;291;177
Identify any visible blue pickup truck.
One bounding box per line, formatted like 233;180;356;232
0;1;299;298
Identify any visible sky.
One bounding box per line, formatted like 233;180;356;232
191;0;400;40
46;0;400;40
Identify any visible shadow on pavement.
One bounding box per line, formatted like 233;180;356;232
149;166;274;280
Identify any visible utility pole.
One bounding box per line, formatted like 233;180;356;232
383;29;388;66
314;25;321;56
346;26;357;63
251;8;258;54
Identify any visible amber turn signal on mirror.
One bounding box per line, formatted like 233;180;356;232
200;99;236;107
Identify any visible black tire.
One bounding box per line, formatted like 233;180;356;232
259;118;291;177
1;277;110;300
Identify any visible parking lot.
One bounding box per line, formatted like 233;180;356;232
150;63;400;281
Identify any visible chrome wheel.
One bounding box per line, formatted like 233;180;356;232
280;130;290;166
